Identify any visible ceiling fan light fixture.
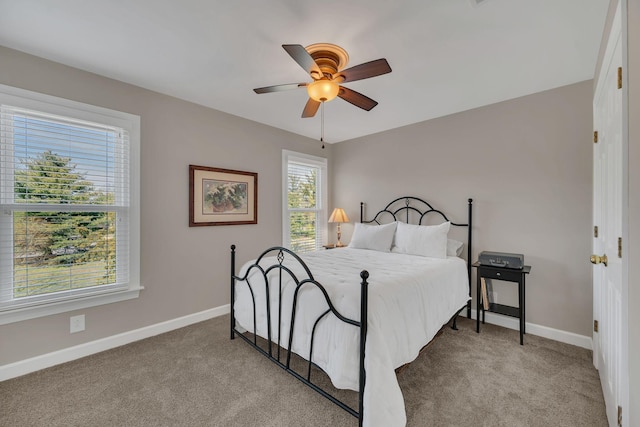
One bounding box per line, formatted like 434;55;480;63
307;79;340;102
254;43;390;117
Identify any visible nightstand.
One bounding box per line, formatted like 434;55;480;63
473;262;531;345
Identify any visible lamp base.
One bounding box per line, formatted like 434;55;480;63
336;225;344;247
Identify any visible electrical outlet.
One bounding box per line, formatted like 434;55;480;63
70;314;85;333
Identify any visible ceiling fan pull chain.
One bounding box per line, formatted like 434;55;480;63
321;101;325;149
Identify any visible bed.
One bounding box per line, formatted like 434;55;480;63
230;197;473;427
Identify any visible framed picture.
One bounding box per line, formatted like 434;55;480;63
189;165;258;226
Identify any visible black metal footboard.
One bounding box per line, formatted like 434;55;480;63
230;245;369;426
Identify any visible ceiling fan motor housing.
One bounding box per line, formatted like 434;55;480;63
305;43;349;79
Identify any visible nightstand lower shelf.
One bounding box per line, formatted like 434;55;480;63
488;303;519;318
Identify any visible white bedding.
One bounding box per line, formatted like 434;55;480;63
234;247;470;427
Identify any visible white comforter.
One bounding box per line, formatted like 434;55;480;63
234;248;470;427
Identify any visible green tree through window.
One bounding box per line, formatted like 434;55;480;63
285;153;326;252
12;151;117;296
288;168;317;252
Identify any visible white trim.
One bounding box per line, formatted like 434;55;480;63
1;304;591;382
0;84;141;324
620;0;630;419
0;287;144;326
465;309;592;350
0;304;230;382
0;84;137;129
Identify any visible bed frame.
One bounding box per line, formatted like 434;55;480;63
230;196;473;426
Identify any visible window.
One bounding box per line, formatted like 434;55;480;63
0;85;140;324
282;150;327;253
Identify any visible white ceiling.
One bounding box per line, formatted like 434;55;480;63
0;0;609;143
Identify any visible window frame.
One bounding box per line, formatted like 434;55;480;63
0;84;141;325
282;150;328;252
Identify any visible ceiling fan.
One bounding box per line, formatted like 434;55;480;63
253;43;392;118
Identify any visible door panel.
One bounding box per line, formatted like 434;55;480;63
593;4;624;426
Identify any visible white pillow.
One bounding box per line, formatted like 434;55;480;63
348;222;397;252
447;239;464;257
393;221;450;258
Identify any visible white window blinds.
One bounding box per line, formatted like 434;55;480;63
283;151;327;253
0;105;131;311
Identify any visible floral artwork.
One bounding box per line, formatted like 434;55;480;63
189;165;257;226
202;180;248;214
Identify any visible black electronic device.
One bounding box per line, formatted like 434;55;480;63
478;251;524;269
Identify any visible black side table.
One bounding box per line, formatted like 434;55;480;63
472;262;531;345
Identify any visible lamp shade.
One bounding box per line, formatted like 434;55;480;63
328;208;349;223
307;79;340;102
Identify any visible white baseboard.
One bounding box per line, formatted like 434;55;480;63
2;304;591;383
464;309;592;350
0;304;230;382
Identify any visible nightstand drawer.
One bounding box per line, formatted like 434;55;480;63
478;267;523;282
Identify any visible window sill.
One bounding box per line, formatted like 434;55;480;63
0;286;144;325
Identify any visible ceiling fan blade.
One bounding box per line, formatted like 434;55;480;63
337;87;378;111
254;83;307;94
283;44;322;76
338;59;392;83
302;98;321;118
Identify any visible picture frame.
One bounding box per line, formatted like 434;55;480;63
189;165;258;226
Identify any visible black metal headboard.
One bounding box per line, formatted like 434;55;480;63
360;196;473;318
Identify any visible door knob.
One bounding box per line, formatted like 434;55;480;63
590;254;608;267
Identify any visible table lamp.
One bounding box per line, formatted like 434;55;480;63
328;208;350;247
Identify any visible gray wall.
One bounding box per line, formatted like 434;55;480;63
332;81;594;337
0;46;332;365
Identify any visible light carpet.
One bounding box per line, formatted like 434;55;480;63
0;316;607;426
